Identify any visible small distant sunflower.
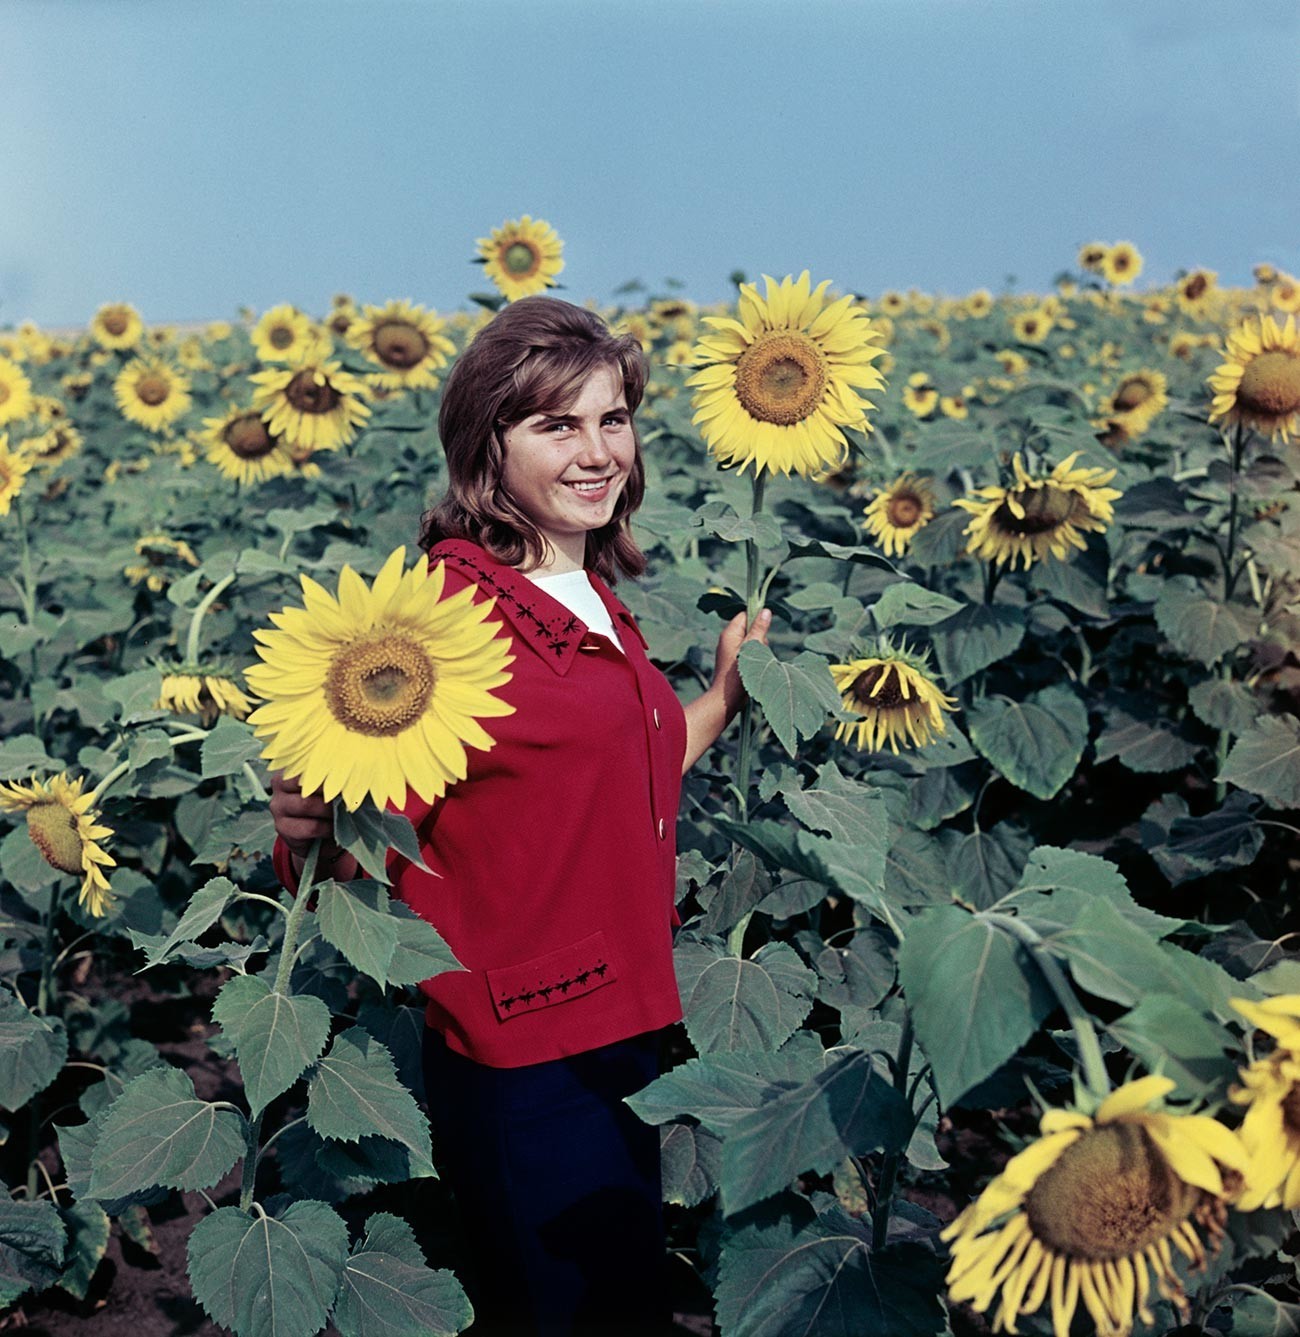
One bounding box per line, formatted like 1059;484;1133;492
878;290;907;317
113;358;192;433
325;300;359;340
965;289;994;319
994;349;1030;377
649;298;698;341
663;339;695;369
251;305;329;364
686;271;888;478
940;388;972;420
829;640;957;753
61;372;93;402
1096;368;1169;444
89;302;145;351
1254;263;1279;286
157;664;253;726
347;299;456;391
1228;995;1300;1211
1101;242;1144;287
249;359;372;453
124;532;200;591
1011;309;1053;344
1175;269;1218;316
613;311;654;352
201;404;296;485
476;214;565;302
245;546;518;812
943;1076;1247;1337
0;356;35;428
861;471;937;556
1077;242;1108;273
20;423;83;471
954;450;1123;570
902;372;939;418
1269;274;1300;314
1208;313;1300;442
0;773;116;916
0;435;34;516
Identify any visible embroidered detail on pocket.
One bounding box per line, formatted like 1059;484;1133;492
487;930;618;1022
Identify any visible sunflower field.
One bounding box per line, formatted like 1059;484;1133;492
1;231;1299;1337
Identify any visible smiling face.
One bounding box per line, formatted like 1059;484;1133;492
499;363;637;573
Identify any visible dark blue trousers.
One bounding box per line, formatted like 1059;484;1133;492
421;1026;672;1337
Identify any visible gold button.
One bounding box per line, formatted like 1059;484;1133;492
658;817;666;840
653;708;661;729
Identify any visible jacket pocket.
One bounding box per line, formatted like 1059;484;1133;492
486;929;618;1023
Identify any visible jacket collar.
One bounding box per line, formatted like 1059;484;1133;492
426;539;648;676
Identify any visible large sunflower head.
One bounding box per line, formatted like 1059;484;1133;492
248;359;372;453
476;214;565;302
244;546;517;812
1101;242;1144;287
829;639;957;754
1208;314;1300;442
953;450;1122;570
201;404;296;485
686;271;888;479
89;302;145;352
346;299;457;390
943;1075;1247;1337
0;773;116;916
0;356;35;428
157;663;253;727
1228;995;1300;1211
113;358;192;433
0;435;34;518
250;305;330;364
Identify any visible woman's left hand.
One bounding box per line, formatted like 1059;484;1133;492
712;607;772;720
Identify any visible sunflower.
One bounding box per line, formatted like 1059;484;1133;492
1254;263;1279;286
113;358;192;433
0;435;34;516
19;423;83;471
89;302;145;351
250;305;329;364
878;290;908;317
1208;314;1300;442
954;451;1123;570
1175;269;1218;316
1269;274;1300;315
346;299;456;391
943;1076;1247;1337
1095;368;1169;444
1101;242;1144;287
0;773;116;916
861;472;937;556
940;388;972;420
248;359;372;453
902;373;939;418
476;214;565;302
1228;995;1300;1210
829;641;957;754
201;404;296;485
686;271;887;479
1011;309;1053;344
1078;242;1108;273
0;356;35;428
994;349;1030;377
965;289;994;319
124;532;200;591
244;546;517;812
158;665;253;727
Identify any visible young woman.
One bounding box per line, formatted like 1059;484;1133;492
269;296;770;1335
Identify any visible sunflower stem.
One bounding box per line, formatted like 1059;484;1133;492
13;496;37;625
732;471;768;823
185;572;235;665
982;559;1003;606
239;1111;262;1214
27;884;61;1200
1220;423;1245;604
88;760;132;807
870;1012;914;1253
273;837;320;998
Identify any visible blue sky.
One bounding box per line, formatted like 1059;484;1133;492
3;0;1298;326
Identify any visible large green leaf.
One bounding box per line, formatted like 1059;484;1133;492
1093;708;1201;773
897;905;1055;1107
1187;676;1261;736
929;603;1026;684
1108;995;1236;1101
661;1122;723;1208
315;879;400;987
333;801;432;885
54;1200;111;1301
200;716;265;779
332;1212;473;1337
719;1051;911;1216
211;975;331;1116
967;685;1089;800
1166;792;1265;871
871;582;962;629
736;641;842;757
674;936;818;1054
0;1197;66;1308
87;1065;245;1200
383;904;465;987
307;1029;434;1177
948;821;1034;909
133;876;236;970
1154;576;1257;667
1218;713;1300;808
0;991;67;1112
187;1201;349;1337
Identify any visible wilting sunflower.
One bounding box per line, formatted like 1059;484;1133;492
943;1075;1247;1337
861;472;937;556
954;450;1123;570
829;641;957;753
89;302;145;351
158;665;253;726
249;359;372;453
476;214;565;302
19;423;83;471
1175;269;1218;316
1228;994;1300;1210
1077;242;1108;273
124;532;200;591
1096;368;1169;445
1011;309;1053;344
201;404;296;485
1101;242;1144;287
245;546;517;812
1207;313;1300;442
347;299;457;391
686;271;888;479
0;773;116;916
0;356;35;428
114;358;192;433
251;305;330;365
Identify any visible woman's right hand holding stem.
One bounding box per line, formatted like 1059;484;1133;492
269;771;361;884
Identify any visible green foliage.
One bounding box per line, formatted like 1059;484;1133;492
736;641;842;757
0;991;67;1112
966;685;1089;799
0;1198;66;1308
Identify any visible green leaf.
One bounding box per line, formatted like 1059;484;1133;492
0;1197;66;1308
929;603;1026;684
385;904;465;987
87;1066;245;1199
782;761;892;849
884;827;956;909
187;1201;349;1337
967;685;1089;800
333;1212;473;1337
736;642;841;758
334;800;433;884
1108;995;1236;1100
307;1029;434;1177
1;823;60;898
101;667;165;723
719;1050;912;1216
1218;1289;1300;1335
816;928;895;1017
200;716;265;779
1093;707;1201;772
674;937;817;1054
55;1200;111;1301
0;991;68;1112
897;905;1055;1106
0;734;54;779
315;880;400;988
127;727;173;771
211;975;331;1117
948;821;1034;909
871;583;963;629
661;1122;723;1208
1028;536;1110;617
133;876;236;970
1187;677;1261;736
1167;792;1265;871
1154;576;1257;666
906;761;979;830
1218;713;1300;808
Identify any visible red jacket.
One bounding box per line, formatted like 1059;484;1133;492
272;538;687;1068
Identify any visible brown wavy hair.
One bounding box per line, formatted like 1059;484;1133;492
419;297;649;582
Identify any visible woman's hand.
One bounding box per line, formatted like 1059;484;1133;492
269;771;358;881
682;607;772;774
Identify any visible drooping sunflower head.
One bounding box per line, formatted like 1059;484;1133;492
346;299;457;391
19;423;84;472
0;355;36;428
0;435;34;518
861;472;938;557
123;531;200;591
1078;241;1109;273
1102;242;1144;287
1175;269;1218;315
113;358;193;433
250;305;330;365
1096;368;1169;445
1228;995;1300;1212
943;1075;1247;1337
1207;313;1300;442
248;359;372;453
476;214;565;302
829;639;957;754
157;663;253;727
201;404;295;485
245;546;518;812
0;772;116;916
686;271;887;479
90;302;145;352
